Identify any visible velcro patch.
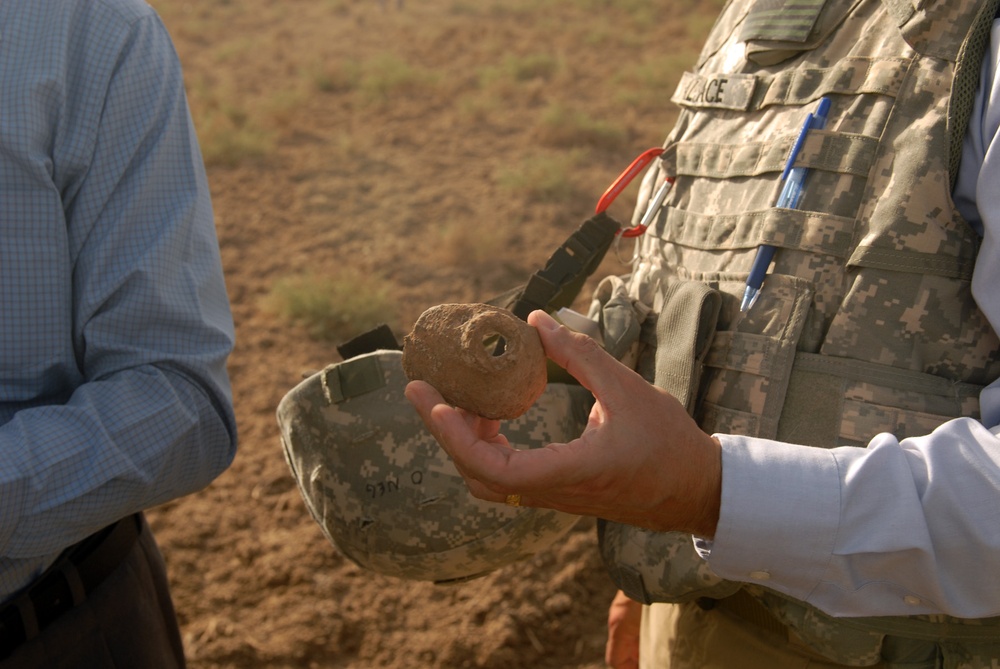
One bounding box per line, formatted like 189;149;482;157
739;0;826;43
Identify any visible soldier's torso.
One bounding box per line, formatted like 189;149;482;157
596;0;1000;664
613;0;1000;447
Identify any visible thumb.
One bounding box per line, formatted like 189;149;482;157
527;309;631;400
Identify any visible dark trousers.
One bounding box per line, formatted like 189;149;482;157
1;514;186;668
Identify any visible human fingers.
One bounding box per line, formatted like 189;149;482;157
404;379;501;439
528;309;722;535
404;380;526;494
527;310;643;413
404;379;449;436
605;590;642;669
405;380;493;449
406;379;586;506
403;378;441;407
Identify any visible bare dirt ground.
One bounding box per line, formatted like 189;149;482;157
142;2;718;667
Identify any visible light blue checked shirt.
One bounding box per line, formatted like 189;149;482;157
0;0;237;602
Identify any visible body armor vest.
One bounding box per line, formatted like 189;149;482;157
596;0;1000;664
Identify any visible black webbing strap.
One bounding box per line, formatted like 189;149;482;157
335;212;621;360
507;211;621;321
336;323;402;360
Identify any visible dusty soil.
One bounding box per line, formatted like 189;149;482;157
142;2;718;667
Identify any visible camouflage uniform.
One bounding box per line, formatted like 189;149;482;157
594;0;1000;665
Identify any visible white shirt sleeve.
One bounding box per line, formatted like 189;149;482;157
706;19;1000;619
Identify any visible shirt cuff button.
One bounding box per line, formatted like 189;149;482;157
748;570;771;581
903;595;921;606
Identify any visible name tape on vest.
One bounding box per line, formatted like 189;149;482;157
673;72;757;110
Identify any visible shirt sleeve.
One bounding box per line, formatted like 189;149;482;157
0;7;237;563
705;19;1000;619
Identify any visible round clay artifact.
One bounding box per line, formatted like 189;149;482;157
402;303;547;420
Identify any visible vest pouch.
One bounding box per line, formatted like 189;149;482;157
653;280;723;413
697;272;814;440
599;272;814;604
599;278;735;605
587;275;647;368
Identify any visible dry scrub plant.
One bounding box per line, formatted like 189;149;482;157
263;272;398;344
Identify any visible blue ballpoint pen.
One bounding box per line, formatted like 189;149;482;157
740;97;832;312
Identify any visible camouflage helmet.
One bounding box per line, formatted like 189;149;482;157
277;349;592;583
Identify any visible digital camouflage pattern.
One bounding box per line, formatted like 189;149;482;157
593;0;1000;664
277;350;591;583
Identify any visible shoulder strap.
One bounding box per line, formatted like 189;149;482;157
501;211;621;320
949;0;1000;189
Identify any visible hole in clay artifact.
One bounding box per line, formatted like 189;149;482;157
402;303;547;420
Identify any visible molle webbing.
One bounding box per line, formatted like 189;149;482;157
509;212;620;321
777;352;985;448
673;57;913;113
668;130;877;181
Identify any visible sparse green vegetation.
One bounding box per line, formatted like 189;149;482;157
534;104;628;151
196;113;273;168
358;54;441;103
495;151;582;203
308;59;361;94
212;37;257;65
502;54;561;83
612;53;697;110
167;0;718;169
437;218;511;267
263;273;397;343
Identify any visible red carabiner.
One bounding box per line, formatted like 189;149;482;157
595;148;668;238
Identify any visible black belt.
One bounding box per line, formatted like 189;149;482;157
0;513;143;660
